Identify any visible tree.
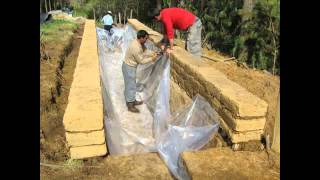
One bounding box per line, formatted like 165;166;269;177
199;0;279;74
49;0;52;11
241;0;255;22
54;0;57;10
156;0;162;10
44;0;48;13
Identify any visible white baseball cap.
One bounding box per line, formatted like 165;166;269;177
107;11;112;14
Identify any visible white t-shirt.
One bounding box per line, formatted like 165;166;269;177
102;14;113;25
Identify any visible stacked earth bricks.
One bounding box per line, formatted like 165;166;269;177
63;20;107;159
127;19;268;144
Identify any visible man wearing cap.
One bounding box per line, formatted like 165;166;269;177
101;11;114;34
152;8;202;58
122;30;159;113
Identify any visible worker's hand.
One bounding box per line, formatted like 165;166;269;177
166;48;172;54
152;53;158;61
160;44;165;51
156;51;163;56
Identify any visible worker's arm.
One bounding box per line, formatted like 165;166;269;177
133;48;157;64
159;36;167;50
162;16;175;50
168;39;174;50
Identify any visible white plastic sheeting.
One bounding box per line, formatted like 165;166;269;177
96;25;220;180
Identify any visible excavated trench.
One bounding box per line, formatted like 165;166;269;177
63;20;264;162
97;24;264;156
97;25;227;156
42;19;276;179
96;25;227;179
169;78;229;149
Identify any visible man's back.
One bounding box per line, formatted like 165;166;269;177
161;8;195;30
160;8;195;39
102;14;113;25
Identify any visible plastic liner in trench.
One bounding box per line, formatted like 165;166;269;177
96;25;220;180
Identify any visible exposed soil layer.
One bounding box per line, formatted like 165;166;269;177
40;23;84;162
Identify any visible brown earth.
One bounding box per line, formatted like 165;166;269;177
182;147;280;180
175;40;280;145
202;53;280;145
40;23;84;163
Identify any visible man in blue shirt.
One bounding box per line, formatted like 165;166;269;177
101;11;114;34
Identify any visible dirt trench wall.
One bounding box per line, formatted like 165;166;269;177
128;19;268;143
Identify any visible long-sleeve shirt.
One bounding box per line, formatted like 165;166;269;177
160;8;196;39
102;14;113;25
124;40;155;68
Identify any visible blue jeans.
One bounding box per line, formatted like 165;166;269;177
122;63;137;103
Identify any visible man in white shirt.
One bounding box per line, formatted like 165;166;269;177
122;30;159;113
101;11;114;34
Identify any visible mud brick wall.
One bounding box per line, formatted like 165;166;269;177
63;20;107;159
128;19;268;143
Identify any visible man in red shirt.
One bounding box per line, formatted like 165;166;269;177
152;8;202;58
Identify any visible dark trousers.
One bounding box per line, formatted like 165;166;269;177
104;25;112;32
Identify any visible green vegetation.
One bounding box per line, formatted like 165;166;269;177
65;0;280;75
40;19;79;43
63;159;84;172
180;0;280;75
70;0;156;23
71;0;95;18
95;20;104;28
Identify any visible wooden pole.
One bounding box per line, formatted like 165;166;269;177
93;8;96;20
130;9;133;19
124;9;126;24
48;0;52;11
114;15;117;25
271;92;280;153
44;0;48;13
119;12;121;24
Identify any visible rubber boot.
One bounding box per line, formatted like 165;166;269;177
127;102;139;113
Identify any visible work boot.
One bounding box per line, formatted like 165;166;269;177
134;100;143;106
127;102;139;113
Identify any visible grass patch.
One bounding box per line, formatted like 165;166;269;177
63;159;84;172
95;20;103;28
41;19;79;43
73;8;88;18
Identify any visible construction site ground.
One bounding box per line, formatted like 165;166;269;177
40;17;279;179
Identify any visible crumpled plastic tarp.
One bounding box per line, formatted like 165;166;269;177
96;25;220;180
